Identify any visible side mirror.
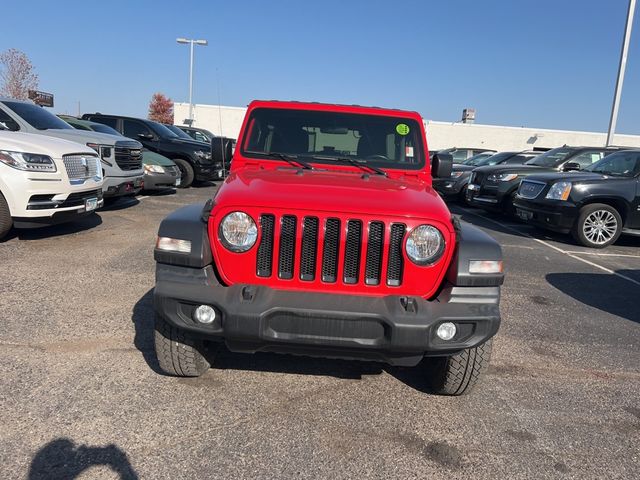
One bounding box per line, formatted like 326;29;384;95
138;133;154;140
432;152;453;178
563;161;581;172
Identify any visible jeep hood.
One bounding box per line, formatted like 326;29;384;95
214;167;452;224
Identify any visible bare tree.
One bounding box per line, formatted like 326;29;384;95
0;49;39;99
148;93;174;124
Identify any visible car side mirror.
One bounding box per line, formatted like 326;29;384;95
432;152;453;178
138;133;154;140
563;161;581;172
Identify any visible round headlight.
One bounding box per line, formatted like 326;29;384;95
219;211;258;252
405;225;445;265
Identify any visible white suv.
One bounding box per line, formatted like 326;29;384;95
0;130;104;240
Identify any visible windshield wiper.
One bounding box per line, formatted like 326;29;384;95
309;155;387;177
245;151;314;170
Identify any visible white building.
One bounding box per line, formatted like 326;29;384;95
175;102;640;151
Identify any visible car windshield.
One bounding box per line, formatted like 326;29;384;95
463;152;494;166
90;122;121;136
242;108;425;170
525;147;573;167
586;151;640;177
3;101;73;130
475;152;516;166
165;124;194;140
147;121;179;138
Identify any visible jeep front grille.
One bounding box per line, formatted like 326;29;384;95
63;154;99;180
256;214;406;287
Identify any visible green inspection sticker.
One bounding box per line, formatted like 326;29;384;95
396;123;410;135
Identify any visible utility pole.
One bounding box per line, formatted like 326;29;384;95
607;0;636;146
176;38;208;125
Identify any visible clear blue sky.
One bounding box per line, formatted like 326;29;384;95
3;0;639;134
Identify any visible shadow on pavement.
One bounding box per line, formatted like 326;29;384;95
131;289;164;375
3;213;103;242
100;197;140;211
546;271;640;324
28;438;138;479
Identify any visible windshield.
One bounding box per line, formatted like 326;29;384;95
90;122;121;136
471;152;513;167
465;152;501;166
242;108;424;170
586;151;640;177
165;124;194;140
147;121;179;138
525;147;573;167
3;101;73;130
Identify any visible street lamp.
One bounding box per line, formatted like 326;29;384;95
176;37;208;125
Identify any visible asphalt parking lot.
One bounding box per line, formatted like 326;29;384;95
1;185;639;480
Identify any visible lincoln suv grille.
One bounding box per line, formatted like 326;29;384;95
63;154;99;180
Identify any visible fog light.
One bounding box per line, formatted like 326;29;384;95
436;322;457;341
193;305;216;324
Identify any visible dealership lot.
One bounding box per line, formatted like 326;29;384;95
1;186;639;479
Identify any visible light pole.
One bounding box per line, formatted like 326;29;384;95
176;37;208;125
606;0;636;146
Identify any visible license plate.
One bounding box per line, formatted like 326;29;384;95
218;170;225;178
175;177;181;187
467;184;480;191
516;209;533;220
85;197;98;212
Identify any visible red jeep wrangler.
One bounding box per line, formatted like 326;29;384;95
153;101;503;395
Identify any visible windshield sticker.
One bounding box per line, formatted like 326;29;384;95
396;123;410;136
405;146;414;158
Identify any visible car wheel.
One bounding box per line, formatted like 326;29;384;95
0;192;12;241
172;158;194;188
422;339;493;396
154;315;212;376
572;203;622;248
459;185;470;205
503;192;518;216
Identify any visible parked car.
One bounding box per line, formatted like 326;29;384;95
152;100;505;396
436;147;497;164
178;125;214;144
466;146;624;214
433;150;537;202
163;123;197;140
513;150;640;248
82;113;221;188
61;116;180;191
0;130;103;240
0;98;143;198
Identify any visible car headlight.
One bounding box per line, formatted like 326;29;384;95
405;225;445;265
488;173;519;182
195;150;212;160
0;150;56;172
545;181;572;200
144;164;165;173
219;211;258;252
450;171;464;178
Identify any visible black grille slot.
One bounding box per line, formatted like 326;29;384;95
365;222;384;285
278;215;297;279
387;224;406;286
343;220;362;284
256;215;275;277
114;147;143;171
300;217;319;281
321;218;340;283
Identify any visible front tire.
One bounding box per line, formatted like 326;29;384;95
172;158;194;188
0;192;13;241
423;339;493;396
571;203;622;249
154;315;211;376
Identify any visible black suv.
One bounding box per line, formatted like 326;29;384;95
433;150;539;202
467;146;623;214
513;150;640;248
82;114;220;188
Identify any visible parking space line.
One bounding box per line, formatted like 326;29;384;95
563;251;640;259
457;207;640;288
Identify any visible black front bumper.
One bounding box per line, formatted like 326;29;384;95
154;264;501;367
513;197;578;233
433;177;468;198
194;162;223;181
